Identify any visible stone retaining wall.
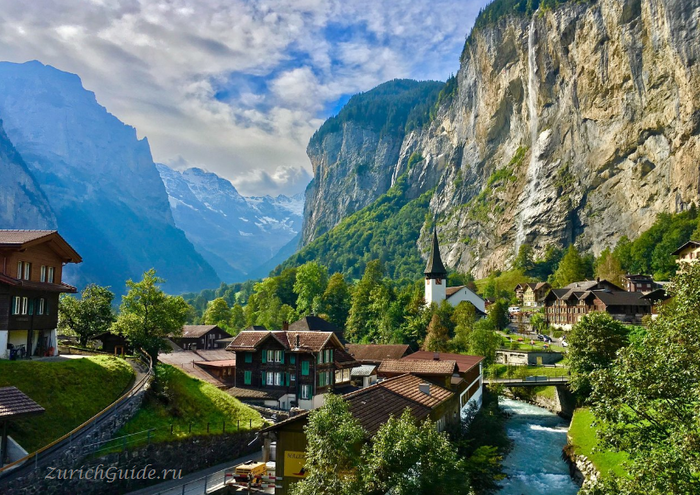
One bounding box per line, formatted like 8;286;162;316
562;444;601;490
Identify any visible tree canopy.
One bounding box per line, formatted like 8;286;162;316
58;284;115;347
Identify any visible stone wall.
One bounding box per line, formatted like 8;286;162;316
562;444;601;489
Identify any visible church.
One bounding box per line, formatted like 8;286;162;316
424;231;486;314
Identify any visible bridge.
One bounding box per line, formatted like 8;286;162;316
485;375;569;387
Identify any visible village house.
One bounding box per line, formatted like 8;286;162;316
425;231;486;314
0;230;81;359
514;282;551;308
623;274;659;293
170;324;231;350
260;373;459;495
345;343;411;365
672;240;700;267
287;315;345;343
544;279;651;329
158;349;237;388
226;329;357;411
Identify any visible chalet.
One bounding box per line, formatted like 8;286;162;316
378;359;457;389
401;350;484;413
544;279;651;329
345;343;411;365
93;331;131;356
424;231;486;314
515;282;551;308
261;373;458;495
170;325;231;350
226;330;357;410
623;274;658;293
0;230;81;359
672;240;700;266
287;315;345;343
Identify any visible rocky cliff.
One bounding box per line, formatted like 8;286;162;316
0;61;220;293
301;0;700;277
0;119;56;229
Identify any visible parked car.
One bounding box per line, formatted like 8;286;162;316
542;335;552;343
561;340;569;347
536;334;545;341
508;306;521;314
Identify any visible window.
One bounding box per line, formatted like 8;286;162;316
324;349;330;363
48;267;55;283
21;297;28;315
317;352;322;364
244;370;252;385
17;261;22;277
302;361;310;376
41;266;46;282
274;372;283;386
301;384;312;400
245;352;252;363
12;296;20;315
318;371;331;387
290;372;295;382
266;372;274;386
266;350;284;363
38;298;45;316
22;262;31;280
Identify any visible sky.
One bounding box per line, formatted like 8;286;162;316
0;0;489;196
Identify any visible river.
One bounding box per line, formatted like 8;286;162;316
495;398;579;495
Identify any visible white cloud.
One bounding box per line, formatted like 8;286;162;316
0;0;488;196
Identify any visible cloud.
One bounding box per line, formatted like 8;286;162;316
0;0;488;196
233;165;313;197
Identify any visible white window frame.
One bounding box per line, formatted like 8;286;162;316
12;296;20;315
40;266;46;282
17;261;22;278
38;298;45;316
301;384;312;400
266;371;275;386
275;350;283;362
23;262;31;280
274;372;283;386
48;267;55;283
21;297;28;315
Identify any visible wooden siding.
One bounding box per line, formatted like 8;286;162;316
1;243;64;284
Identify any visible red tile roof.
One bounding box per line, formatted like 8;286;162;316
0;387;45;419
402;351;483;374
346;344;410;363
378;359;457;376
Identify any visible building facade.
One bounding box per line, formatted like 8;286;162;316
171;325;231;350
672;240;700;267
515;282;551;308
0;231;81;359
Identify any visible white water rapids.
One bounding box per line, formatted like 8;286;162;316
496;399;580;495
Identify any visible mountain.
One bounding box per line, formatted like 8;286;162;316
0;61;220;294
297;0;700;278
157;164;304;281
0;119;56;229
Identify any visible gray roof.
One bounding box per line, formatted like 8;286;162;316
351;364;377;377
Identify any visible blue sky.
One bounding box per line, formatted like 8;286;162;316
0;0;490;196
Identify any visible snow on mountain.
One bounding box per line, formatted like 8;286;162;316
157;164;303;281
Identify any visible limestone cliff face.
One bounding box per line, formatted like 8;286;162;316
302;0;700;277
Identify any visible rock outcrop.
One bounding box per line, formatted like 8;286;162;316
301;0;700;277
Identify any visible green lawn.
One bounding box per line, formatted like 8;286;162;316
0;356;134;452
568;408;628;479
116;364;264;446
487;364;568;379
498;333;566;353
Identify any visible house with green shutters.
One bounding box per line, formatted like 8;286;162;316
227;328;357;410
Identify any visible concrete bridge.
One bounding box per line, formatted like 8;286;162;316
485;375;569;387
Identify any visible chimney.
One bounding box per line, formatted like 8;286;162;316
283;321;289;330
419;383;431;396
433;352;439;361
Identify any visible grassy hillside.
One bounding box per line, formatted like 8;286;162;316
0;356;134;452
275;172;433;281
117;364;264;445
568;407;628;479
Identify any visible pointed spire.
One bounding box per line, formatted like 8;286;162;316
425;230;447;279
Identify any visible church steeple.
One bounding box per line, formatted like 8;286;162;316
425;230;447;279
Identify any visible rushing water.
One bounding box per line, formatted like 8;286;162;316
496;398;580;495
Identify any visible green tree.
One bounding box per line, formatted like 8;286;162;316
423;311;450;352
514;243;535;274
451;301;478;351
320;273;351;328
550;245;587;288
567;312;629;398
594;247;625;286
202;297;232;331
487;300;510;330
529;311;548;335
112;269;190;361
230;303;246;334
468;319;500;365
294;262;329;316
346;260;385;342
58;284;115;347
588;263;700;494
364;409;471;495
290;395;366;495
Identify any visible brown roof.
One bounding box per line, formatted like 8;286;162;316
378;359;457;376
0;273;78;293
194;349;236;362
445;286;465;297
288;316;339;332
228;330;342;353
286;331;334;352
403;351;483;374
264;374;454;435
0;230;81;263
0;387;45;419
671;240;700;255
346;344;411;363
228;331;273;350
333;347;359;367
227;387;286;400
195;360;236;368
179;325;226;338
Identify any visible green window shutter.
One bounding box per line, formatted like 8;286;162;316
330;349;334;362
280;351;285;364
245;352;252;363
290;354;296;364
244;371;251;385
262;351;267;363
262;372;266;386
285;373;290;386
317;352;322;364
302;361;309;376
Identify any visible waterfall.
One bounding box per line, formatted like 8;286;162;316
515;15;540;250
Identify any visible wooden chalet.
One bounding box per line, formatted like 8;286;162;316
226;329;357;410
261;373;458;495
515;282;551;308
545;279;651;328
287;315;345;343
0;230;81;359
672;240;700;267
170;325;231;350
623;274;658;293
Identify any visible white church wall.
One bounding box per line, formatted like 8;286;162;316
447;287;486;313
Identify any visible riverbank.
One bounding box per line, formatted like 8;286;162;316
496;398;579;495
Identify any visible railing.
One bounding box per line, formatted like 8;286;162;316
0;349;153;478
485;375;569;385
